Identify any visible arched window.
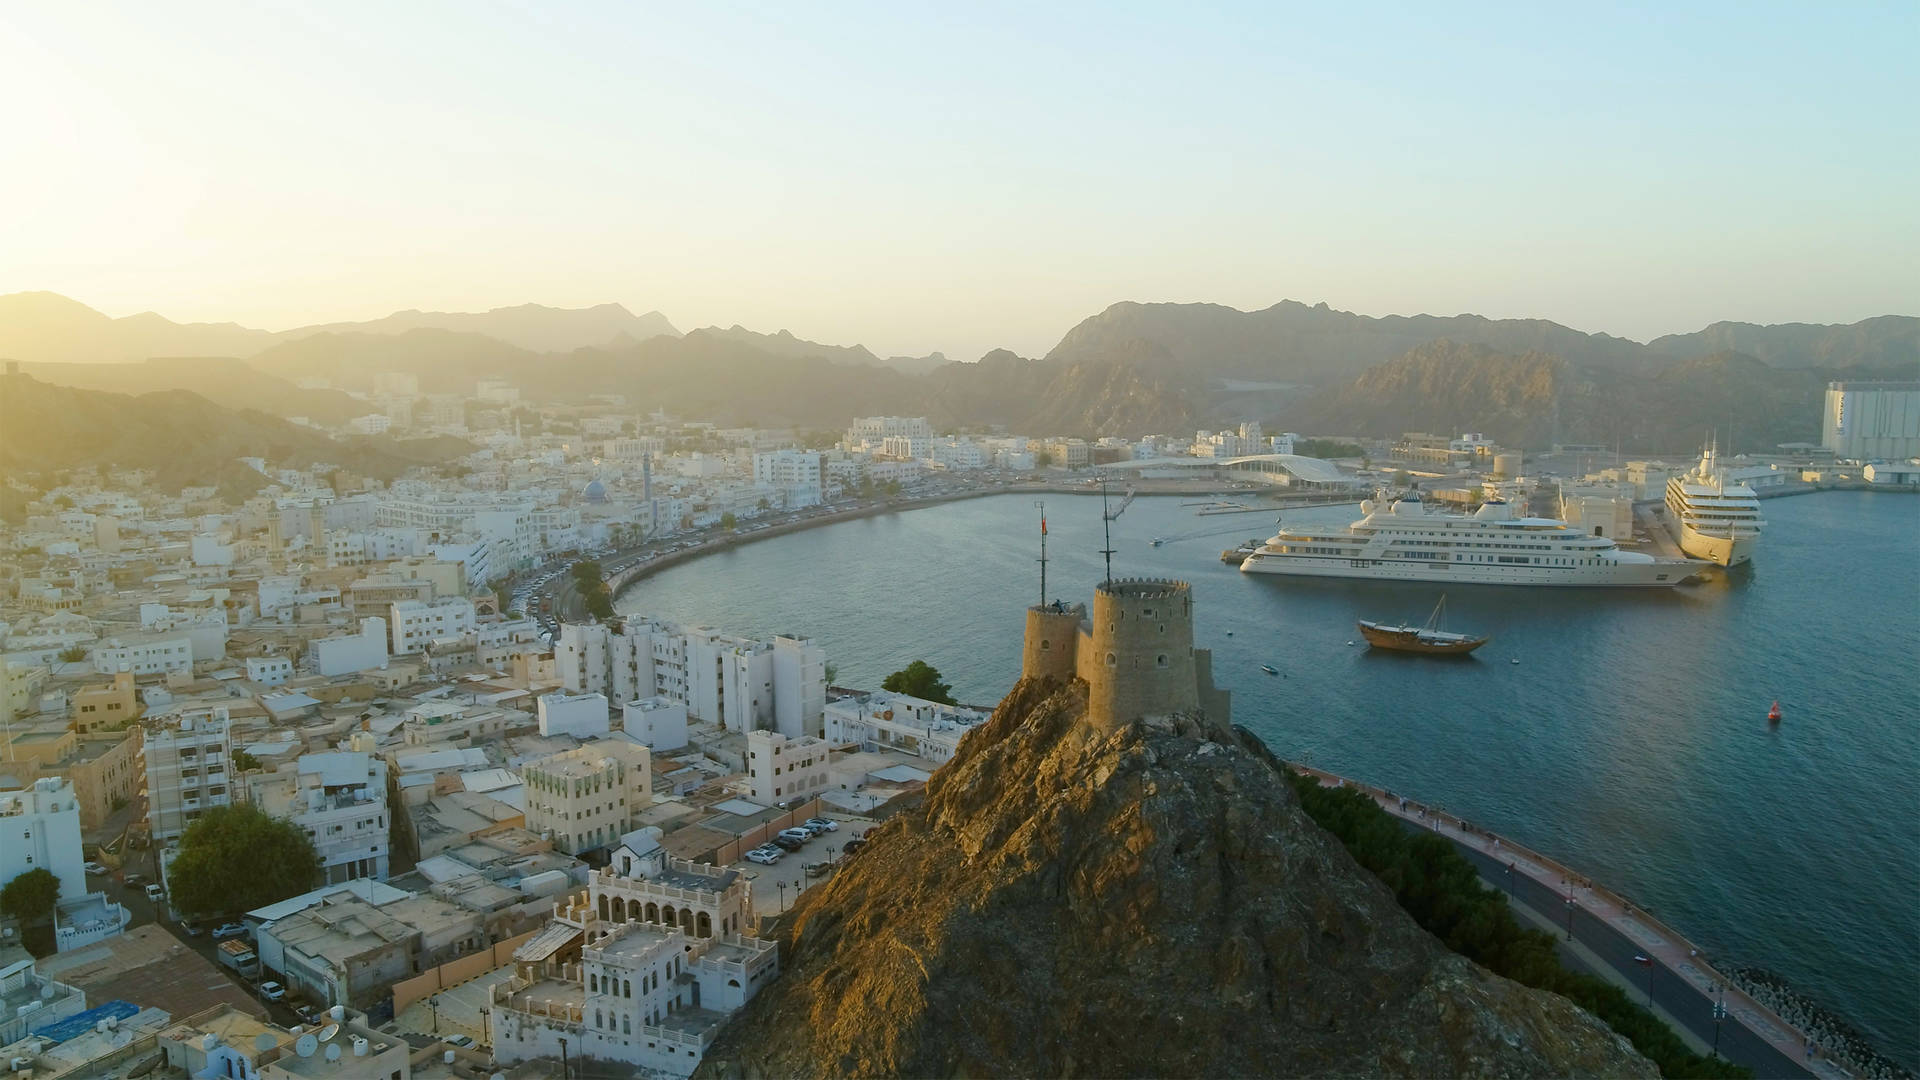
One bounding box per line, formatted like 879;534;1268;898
595;1008;602;1028
1156;654;1169;668
589;973;598;992
1105;652;1117;666
1039;640;1050;650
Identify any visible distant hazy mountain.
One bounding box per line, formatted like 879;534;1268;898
13;357;365;424
0;374;473;497
685;325;949;375
0;292;678;364
1045;300;1652;383
248;329;541;393
1646;316;1920;370
283;302;679;353
0;291;275;364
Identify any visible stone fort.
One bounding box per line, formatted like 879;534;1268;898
1022;578;1231;729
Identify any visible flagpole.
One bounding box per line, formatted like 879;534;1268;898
1035;500;1047;607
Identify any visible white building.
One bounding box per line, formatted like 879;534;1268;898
92;633;195;676
245;655;294;686
538;691;611;739
522;742;653;855
347;413;393;435
1863;461;1920;485
843;415;932;453
752;449;826;507
312;617;390;677
556;621;825;737
0;777;86;901
142;707;233;847
823;691;990;766
623;697;688;752
389;597;476;655
880;434;931;460
254;748;390;885
1823;380;1920;461
744;730;829;807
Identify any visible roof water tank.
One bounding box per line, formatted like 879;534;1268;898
518;869;570;898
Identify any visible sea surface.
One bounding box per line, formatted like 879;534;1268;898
622;490;1920;1064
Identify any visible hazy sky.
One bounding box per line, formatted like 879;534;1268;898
3;2;1914;360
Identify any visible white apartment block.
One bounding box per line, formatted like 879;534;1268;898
751;449;826;507
143;707;234;846
254;750;390;884
0;777;87;901
245;655;294;685
93;633;195;676
880;434;931;460
347;413;392;435
556;621;825;737
389;597;476;654
744;730;829;807
312;618;390;677
843;415;932;452
522;741;653;854
623;697;688;752
929;438;987;470
538;691;611;739
823;690;990;766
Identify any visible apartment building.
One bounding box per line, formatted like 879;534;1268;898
388;597;476;655
142;707;233;846
254;750;391;885
70;670;139;733
92;633;195;676
522;741;653;855
556;621;825;737
744;730;829;807
751;449;826;507
824;690;990;766
0;777;87;900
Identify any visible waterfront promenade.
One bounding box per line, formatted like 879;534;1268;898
1291;763;1850;1080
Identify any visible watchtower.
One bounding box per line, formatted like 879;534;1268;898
1022;602;1085;683
1081;578;1200;727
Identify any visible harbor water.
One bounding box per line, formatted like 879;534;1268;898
620;490;1920;1065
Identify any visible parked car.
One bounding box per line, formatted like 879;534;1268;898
745;847;782;865
445;1035;475;1048
213;922;248;940
771;835;805;853
144;884;165;903
259;981;286;1001
842;838;867;856
183;922;206;937
776;827;813;844
83;861;108;875
803;817;838;833
122;872;145;886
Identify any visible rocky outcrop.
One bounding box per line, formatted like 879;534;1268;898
699;678;1654;1078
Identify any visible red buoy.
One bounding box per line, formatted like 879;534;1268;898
1767;700;1782;722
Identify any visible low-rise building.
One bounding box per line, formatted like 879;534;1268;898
538;691;610;739
259;890;485;1009
390;598;476;656
522;741;653;855
744;730;829;807
246;655;295;686
0;777;86;901
823;690;989;766
69;670;139;733
623;696;688;752
254;749;391;885
311;617;390;677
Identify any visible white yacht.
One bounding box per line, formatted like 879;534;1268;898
1664;443;1765;566
1239;494;1695;587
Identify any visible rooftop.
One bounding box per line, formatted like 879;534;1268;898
34;924;266;1021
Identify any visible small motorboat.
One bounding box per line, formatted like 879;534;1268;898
1767;700;1782;723
1150;537;1167;547
1261;664;1279;675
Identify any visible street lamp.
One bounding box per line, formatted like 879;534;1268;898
1564;893;1576;941
776;881;787;912
429;994;439;1033
557;1035;569;1080
1504;861;1515;897
1712;984;1727;1059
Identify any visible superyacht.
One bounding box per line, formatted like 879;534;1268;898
1239;494;1695;587
1664;443;1765;566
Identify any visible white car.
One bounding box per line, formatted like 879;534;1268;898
745;847;782;865
260;981;286;1001
83;861;108;875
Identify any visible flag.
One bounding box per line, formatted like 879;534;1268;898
1041;516;1047;535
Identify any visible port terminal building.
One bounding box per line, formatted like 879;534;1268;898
1105;454;1354;490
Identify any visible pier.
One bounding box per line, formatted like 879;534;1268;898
1290;762;1854;1080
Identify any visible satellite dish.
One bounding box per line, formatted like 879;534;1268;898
325;1043;342;1062
295;1034;319;1058
254;1032;278;1052
318;1023;340;1043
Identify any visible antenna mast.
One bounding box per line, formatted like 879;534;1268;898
1035;500;1048;606
1099;474;1116;585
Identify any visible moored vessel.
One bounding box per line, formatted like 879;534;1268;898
1664;441;1766;566
1240;494;1696;588
1358;596;1489;655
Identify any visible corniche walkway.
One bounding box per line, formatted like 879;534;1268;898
1292;763;1850;1080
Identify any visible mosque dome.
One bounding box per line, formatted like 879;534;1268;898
583;479;609;504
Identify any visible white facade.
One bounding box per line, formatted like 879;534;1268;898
558;620;825;736
92;634;195;675
143;707;234;846
752;449;826;507
522;742;653;854
823;691;989;766
259;751;391;884
1824;381;1920;461
538;691;612;739
622;697;688;752
246;655;294;686
744;730;829;807
389;597;477;654
0;777;87;901
312;617;390;676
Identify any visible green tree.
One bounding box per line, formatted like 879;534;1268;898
881;660;955;705
231;750;262;773
166;804;320;919
0;868;60;924
57;645;87;663
823;662;839;686
1034;450;1054;469
720;512;738;530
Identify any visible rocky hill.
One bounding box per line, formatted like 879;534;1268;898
1646;315;1920;369
12;356;365;425
0;374;472;496
283;300;680;353
698;677;1653;1079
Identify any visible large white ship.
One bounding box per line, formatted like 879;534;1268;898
1239;494;1696;587
1663;444;1765;566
